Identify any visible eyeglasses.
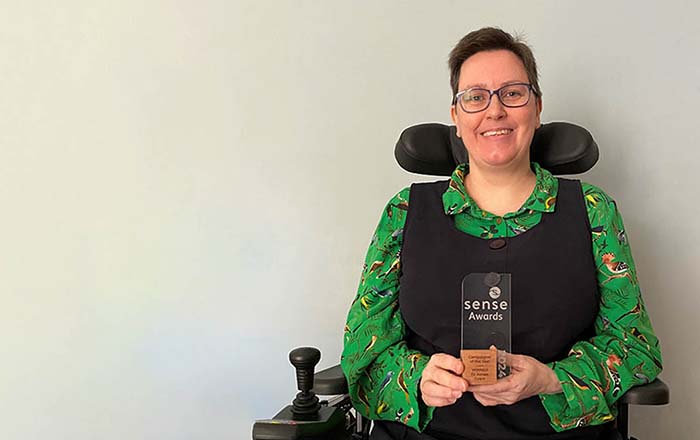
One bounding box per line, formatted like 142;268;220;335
453;83;536;113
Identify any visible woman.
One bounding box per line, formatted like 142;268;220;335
341;28;662;440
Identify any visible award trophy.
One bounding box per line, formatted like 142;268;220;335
461;272;511;385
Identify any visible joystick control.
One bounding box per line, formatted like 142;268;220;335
252;347;346;439
289;347;321;420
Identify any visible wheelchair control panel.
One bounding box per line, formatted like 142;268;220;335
252;347;353;440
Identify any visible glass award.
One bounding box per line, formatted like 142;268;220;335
461;272;512;385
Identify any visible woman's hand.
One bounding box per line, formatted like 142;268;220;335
419;353;469;407
468;353;562;406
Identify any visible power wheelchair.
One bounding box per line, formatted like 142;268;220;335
252;122;670;440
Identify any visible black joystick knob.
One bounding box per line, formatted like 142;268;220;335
289;347;321;420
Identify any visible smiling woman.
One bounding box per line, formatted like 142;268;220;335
451;50;541;169
340;27;662;440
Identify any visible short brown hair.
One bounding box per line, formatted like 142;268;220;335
448;27;541;101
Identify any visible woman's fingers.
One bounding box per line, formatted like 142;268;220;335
505;352;528;371
420;353;469;407
427;366;468;392
472;392;496;406
420;353;559;408
473;391;518;406
421;380;461;407
421;379;463;400
468;375;517;394
424;354;468;390
430;353;465;375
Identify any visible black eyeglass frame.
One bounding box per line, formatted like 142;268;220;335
452;82;537;113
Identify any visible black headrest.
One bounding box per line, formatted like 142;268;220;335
395;122;598;176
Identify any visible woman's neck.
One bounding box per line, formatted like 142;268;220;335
464;161;537;217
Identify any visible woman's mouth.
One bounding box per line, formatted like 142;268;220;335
481;128;513;137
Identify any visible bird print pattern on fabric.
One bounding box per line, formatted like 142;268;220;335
341;162;662;433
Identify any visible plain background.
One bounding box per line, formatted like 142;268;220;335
1;1;698;439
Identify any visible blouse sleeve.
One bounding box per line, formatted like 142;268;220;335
340;187;435;431
539;183;663;431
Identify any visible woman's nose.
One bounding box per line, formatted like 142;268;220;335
485;94;507;119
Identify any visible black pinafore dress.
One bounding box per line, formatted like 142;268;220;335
371;178;606;440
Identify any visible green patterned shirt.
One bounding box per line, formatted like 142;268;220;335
340;162;662;433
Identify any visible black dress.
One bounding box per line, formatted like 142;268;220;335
371;178;607;440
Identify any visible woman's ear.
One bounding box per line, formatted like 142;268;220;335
536;97;543;128
450;105;461;137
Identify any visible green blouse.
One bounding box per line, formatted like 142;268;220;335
340;162;662;433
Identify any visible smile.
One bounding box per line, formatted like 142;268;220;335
481;129;513;137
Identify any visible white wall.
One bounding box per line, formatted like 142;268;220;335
0;1;697;438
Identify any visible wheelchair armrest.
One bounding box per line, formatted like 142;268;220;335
312;364;348;395
619;378;669;405
312;365;670;407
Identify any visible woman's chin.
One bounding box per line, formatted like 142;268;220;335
467;143;530;171
477;153;522;169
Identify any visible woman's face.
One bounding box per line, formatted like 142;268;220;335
450;49;542;171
